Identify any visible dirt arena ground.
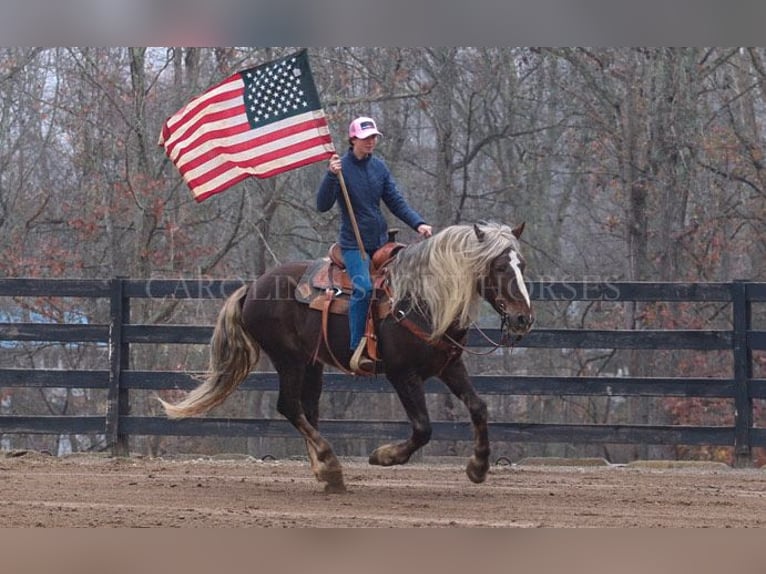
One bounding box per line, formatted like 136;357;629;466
2;451;766;527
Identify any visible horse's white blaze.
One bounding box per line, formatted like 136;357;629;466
508;251;531;308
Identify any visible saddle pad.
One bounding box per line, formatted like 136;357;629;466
295;258;353;311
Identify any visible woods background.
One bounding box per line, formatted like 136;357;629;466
2;47;765;463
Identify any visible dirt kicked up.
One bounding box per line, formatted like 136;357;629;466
1;451;765;527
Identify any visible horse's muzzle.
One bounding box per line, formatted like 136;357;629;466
502;312;534;338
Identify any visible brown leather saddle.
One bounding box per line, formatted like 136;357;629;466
294;240;405;372
295;236;463;373
295;241;404;316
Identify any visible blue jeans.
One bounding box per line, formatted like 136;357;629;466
342;248;373;350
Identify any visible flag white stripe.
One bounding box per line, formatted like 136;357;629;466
164;76;244;133
252;143;334;175
170;112;247;165
189;142;333;198
181;114;331;179
167;99;246;161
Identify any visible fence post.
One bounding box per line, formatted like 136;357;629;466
106;277;130;456
732;280;753;467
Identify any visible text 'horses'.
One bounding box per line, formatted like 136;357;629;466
160;221;534;492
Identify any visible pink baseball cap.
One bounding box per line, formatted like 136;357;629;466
348;116;382;139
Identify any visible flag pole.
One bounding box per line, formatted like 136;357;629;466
336;165;368;261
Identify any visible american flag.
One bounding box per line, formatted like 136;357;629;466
158;49;335;202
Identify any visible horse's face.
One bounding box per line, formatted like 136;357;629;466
478;224;534;340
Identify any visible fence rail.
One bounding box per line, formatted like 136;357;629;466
0;277;763;465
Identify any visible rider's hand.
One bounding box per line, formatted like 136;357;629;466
328;154;341;175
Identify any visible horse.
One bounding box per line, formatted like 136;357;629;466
160;221;534;493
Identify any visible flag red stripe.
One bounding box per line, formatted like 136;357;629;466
177;116;332;175
160;79;243;150
183;132;333;190
170;116;251;165
253;152;334;180
186;140;334;201
192;172;252;203
162;74;243;135
192;149;334;202
164;102;248;161
191;149;332;203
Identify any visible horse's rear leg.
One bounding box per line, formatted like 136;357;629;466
438;358;490;483
299;363;330;486
275;362;345;493
369;371;431;467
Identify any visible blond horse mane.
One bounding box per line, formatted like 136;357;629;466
388;222;522;340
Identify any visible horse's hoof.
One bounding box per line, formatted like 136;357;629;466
324;481;347;494
369;444;403;466
368;446;385;466
318;467;345;485
466;456;489;483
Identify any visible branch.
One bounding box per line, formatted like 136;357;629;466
0;47;45;84
453;119;568;171
322;86;433;109
695;158;764;196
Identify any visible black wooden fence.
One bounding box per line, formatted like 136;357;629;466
0;277;764;465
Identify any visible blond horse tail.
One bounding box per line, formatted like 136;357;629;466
160;285;259;419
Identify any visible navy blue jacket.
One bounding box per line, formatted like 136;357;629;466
316;149;426;252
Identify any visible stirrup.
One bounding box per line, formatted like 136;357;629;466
350;337;374;374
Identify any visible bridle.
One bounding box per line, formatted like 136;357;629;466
386;242;532;359
446;248;531;355
443;316;522;356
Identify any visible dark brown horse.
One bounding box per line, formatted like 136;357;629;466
161;221;534;492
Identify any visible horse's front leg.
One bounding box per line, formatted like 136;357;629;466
369;370;431;467
438;358;490;483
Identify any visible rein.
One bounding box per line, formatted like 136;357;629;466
393;302;517;358
443;316;519;356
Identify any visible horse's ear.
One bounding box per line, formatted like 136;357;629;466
473;223;486;242
512;222;526;239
